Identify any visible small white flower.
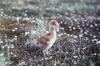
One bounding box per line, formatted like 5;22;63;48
96;41;100;45
73;35;78;38
0;40;3;43
73;56;78;58
94;23;98;26
90;25;93;27
14;28;18;30
12;29;15;32
79;34;83;37
73;27;76;30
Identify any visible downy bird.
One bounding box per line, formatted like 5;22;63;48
25;20;59;55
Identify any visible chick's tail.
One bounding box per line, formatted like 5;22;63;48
25;39;40;52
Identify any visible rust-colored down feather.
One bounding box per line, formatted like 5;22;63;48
38;32;52;49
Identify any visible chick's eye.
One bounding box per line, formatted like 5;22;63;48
54;23;57;25
51;22;56;25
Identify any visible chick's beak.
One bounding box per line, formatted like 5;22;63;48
56;22;59;26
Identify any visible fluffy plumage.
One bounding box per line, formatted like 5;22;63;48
25;20;59;53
